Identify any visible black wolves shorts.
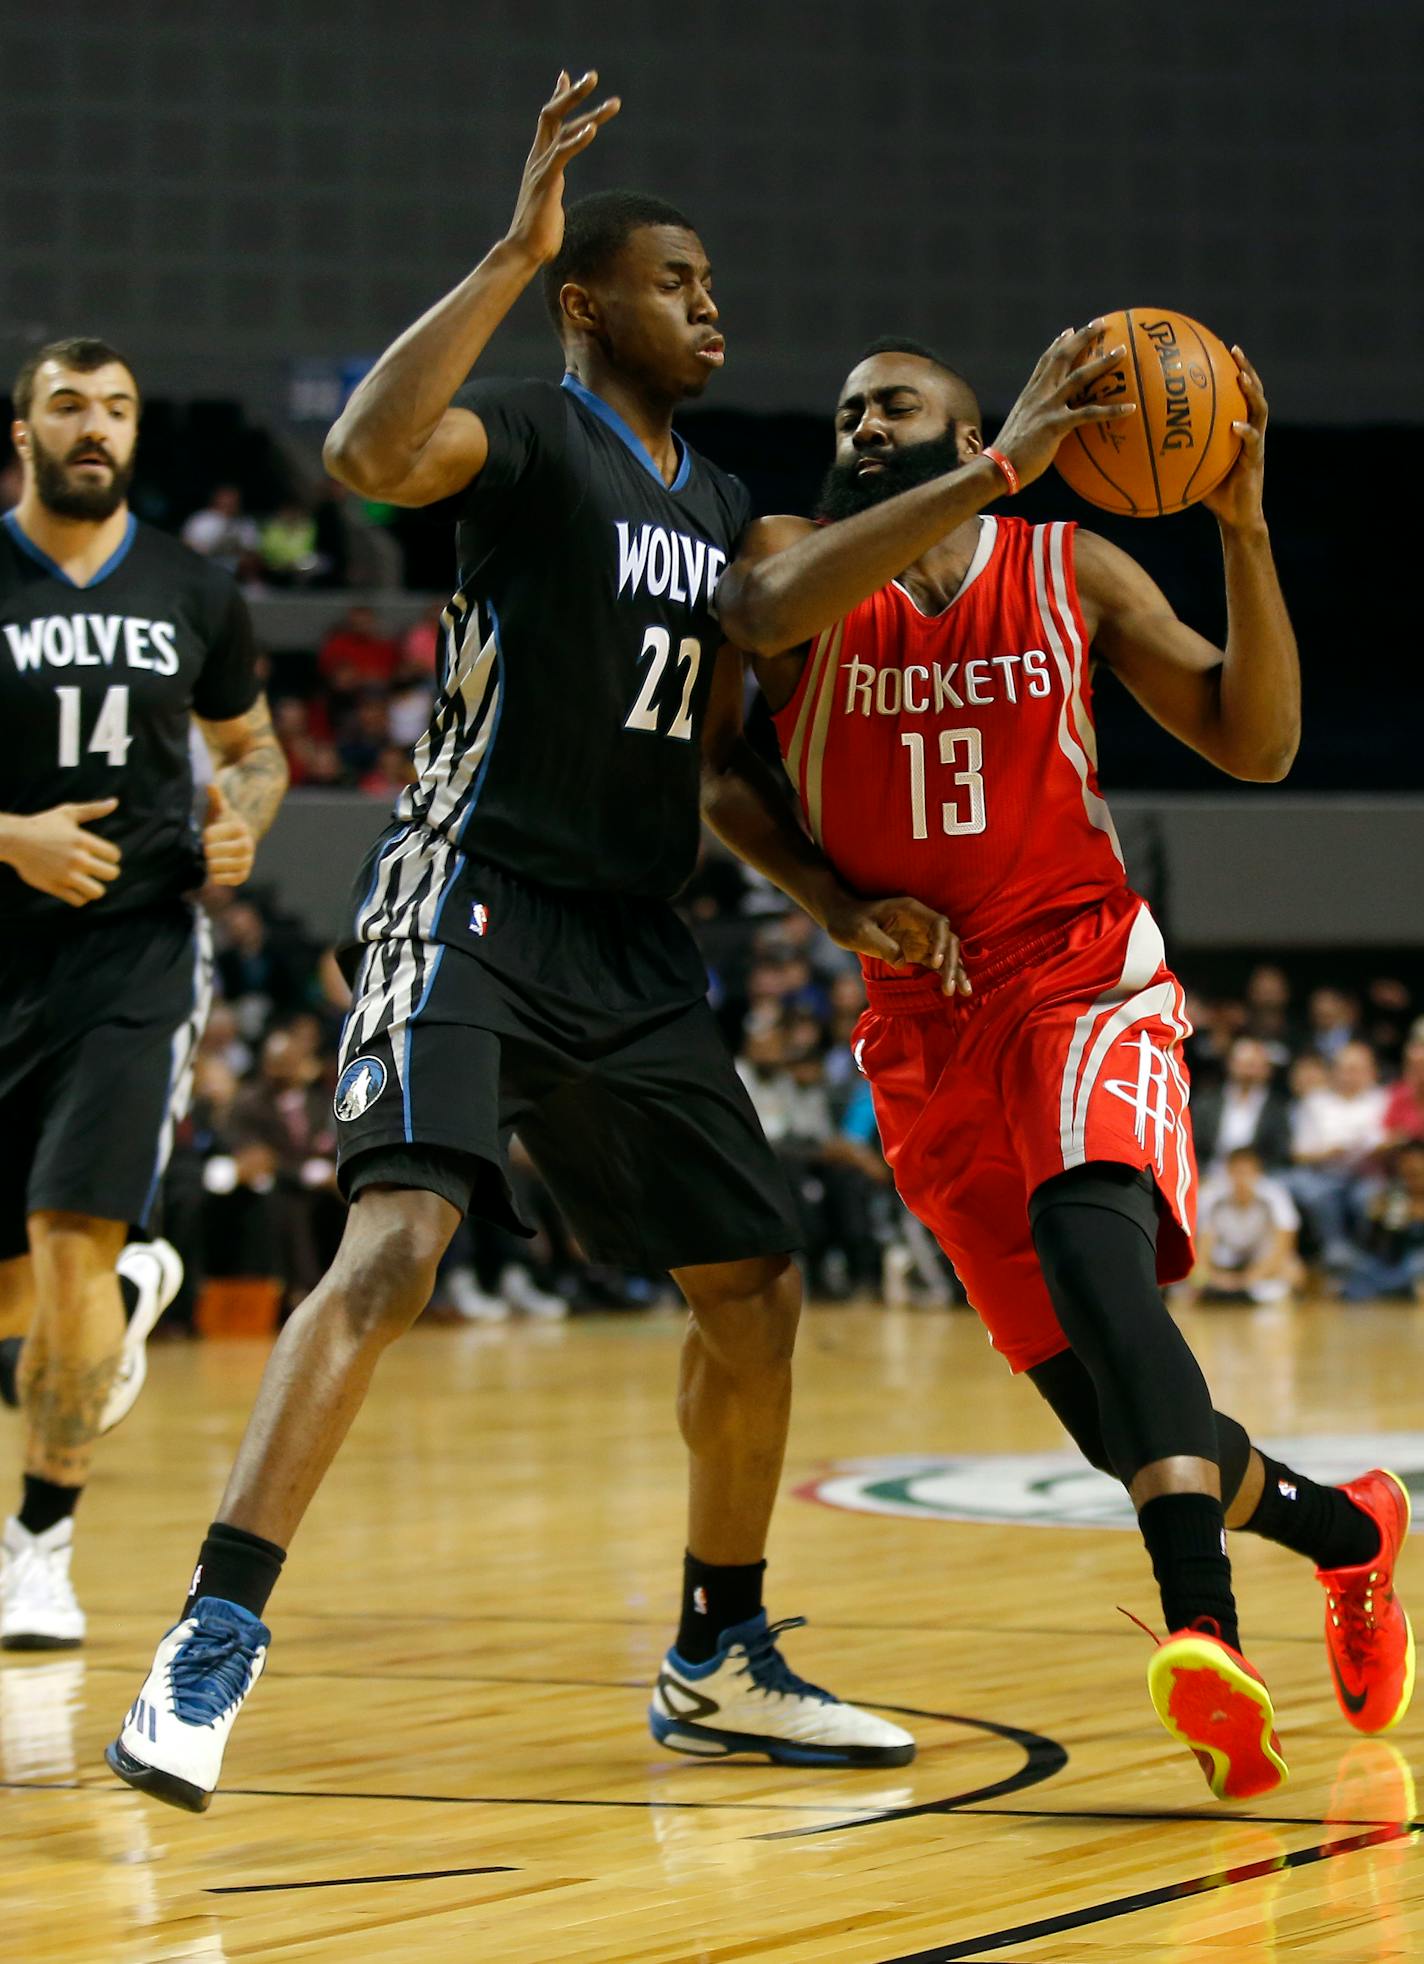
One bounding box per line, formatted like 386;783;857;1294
334;863;799;1273
0;902;213;1260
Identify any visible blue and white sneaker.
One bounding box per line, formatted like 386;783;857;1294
105;1598;269;1812
649;1612;915;1767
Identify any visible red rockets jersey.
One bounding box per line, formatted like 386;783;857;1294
771;515;1133;980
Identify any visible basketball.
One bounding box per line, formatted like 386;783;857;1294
1054;307;1247;517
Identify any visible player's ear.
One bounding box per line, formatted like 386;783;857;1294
559;280;600;338
11;419;28;456
954;421;983;468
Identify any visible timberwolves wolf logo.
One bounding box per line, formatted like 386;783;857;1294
1101;1030;1188;1170
334;1056;387;1122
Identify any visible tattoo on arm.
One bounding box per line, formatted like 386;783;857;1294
201;697;290;840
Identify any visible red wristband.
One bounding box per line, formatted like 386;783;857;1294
983;446;1020;496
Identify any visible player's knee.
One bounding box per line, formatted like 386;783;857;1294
336;1199;451;1343
26;1212;126;1303
684;1255;801;1376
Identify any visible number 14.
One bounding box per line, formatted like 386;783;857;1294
900;727;986;838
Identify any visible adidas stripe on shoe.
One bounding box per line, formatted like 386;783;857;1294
105;1597;268;1812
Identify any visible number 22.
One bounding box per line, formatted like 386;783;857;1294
624;626;701;741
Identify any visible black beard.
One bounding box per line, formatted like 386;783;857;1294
31;434;135;522
816;430;966;522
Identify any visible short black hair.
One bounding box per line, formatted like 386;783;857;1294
12;336;138;420
855;335;981;425
543;189;695;332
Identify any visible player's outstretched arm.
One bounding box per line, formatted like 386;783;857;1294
197;696;290;887
716;324;1137;656
322;70;619;505
699;648;969;991
1077;352;1299;784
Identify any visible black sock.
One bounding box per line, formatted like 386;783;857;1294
1138;1493;1240;1650
0;1336;20;1410
18;1474;81;1536
1242;1455;1380;1570
183;1520;286;1622
675;1553;766;1663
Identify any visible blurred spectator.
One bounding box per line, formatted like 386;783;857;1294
0;455;22;512
1192;1036;1293;1171
1287;1040;1388;1259
272;697;344;788
1334;1141;1424;1304
318;604;400;700
399;601;443;678
318;481;404;590
338;691;393;783
1191;1146;1303;1305
1243;963;1298;1065
223;1026;342;1307
1365;980;1417;1074
212;899;311;1038
259;501;325;585
181;485;262;580
360;743;418;799
1307;986;1360;1062
1384;1024;1424;1146
388;618;439;749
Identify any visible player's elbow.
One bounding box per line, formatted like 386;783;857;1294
322;420;394;500
1228;732;1298;783
715;568;788;657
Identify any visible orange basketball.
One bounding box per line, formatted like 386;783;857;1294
1053;308;1246;517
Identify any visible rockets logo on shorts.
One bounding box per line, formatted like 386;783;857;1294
1100;1029;1190;1171
334;1055;387;1122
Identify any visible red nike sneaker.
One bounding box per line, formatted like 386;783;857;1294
1317;1468;1415;1735
1146;1622;1289;1801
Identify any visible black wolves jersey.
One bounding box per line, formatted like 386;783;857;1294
352;374;751;959
0;513;259;924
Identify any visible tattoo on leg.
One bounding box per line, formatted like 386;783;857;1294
19;1346;123;1483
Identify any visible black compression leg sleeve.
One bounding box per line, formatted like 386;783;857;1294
1028;1164;1219;1486
1028;1348;1253;1505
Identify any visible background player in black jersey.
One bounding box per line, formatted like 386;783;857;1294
108;72;962;1812
0;338;287;1649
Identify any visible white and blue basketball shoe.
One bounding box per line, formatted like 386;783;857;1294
105;1598;269;1811
650;1612;915;1767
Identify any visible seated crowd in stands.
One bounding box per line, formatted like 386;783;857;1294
157;861;1424;1334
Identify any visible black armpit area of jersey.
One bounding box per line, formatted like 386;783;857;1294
189;577;261;722
450;377;581;518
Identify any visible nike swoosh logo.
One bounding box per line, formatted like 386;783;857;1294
1329;1648;1369;1715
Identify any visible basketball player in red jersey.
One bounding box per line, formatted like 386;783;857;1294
712;327;1413;1800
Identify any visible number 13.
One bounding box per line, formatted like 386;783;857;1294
900;727;986;838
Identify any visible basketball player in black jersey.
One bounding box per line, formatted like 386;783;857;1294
0;338;287;1650
108;72;959;1810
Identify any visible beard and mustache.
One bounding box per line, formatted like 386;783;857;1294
30;429;136;521
815;428;969;523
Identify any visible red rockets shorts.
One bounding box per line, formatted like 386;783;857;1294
855;895;1197;1373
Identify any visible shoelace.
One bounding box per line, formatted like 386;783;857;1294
736;1616;834;1704
169;1621;262;1726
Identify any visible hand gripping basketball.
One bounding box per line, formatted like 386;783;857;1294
991;324;1138;493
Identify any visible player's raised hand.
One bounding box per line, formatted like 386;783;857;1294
1202;347;1268;531
0;798;121;906
203;781;256;888
991;323;1138;492
506;69;622;267
825;894;971;997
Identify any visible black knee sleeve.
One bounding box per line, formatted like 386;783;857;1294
1029;1164;1219;1486
1028;1346;1254;1506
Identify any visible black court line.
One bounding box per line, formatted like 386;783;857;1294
0;1778;890;1815
872;1823;1420;1962
209;1864;517;1895
757;1705;1068;1841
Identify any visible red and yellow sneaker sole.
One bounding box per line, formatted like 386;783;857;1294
1147;1633;1289;1801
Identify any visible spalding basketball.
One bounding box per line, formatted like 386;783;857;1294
1054;308;1246;517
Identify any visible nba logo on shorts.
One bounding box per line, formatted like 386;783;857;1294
470;901;490;937
334;1055;387;1122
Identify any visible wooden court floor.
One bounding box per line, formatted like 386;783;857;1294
4;1297;1424;1963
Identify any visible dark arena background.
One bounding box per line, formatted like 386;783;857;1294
3;5;1424;1961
